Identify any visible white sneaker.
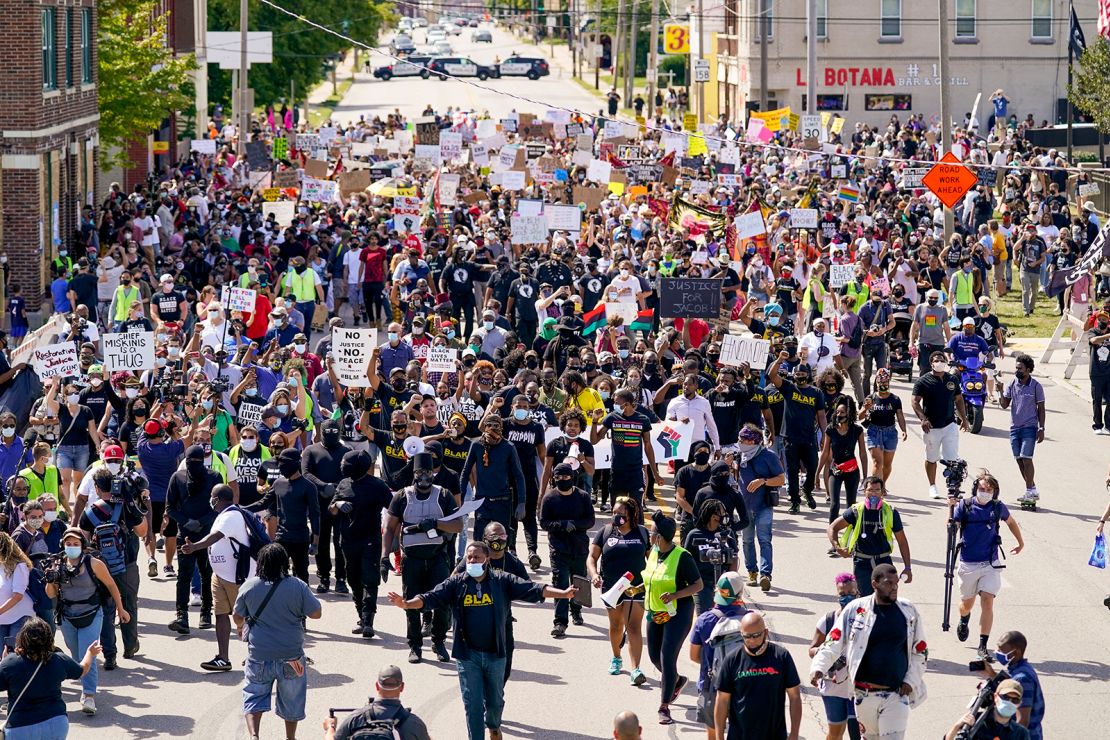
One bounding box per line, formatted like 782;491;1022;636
1027;488;1039;500
81;694;97;715
929;485;941;499
189;593;201;607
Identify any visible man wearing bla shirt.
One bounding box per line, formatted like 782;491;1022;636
768;351;826;515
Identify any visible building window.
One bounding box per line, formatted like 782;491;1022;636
802;93;847;111
1031;0;1051;38
754;0;773;40
955;0;976;38
81;9;93;83
880;0;900;38
42;8;57;91
865;94;913;111
65;9;73;87
816;0;827;39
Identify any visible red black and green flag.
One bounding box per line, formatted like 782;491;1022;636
582;303;606;336
629;308;654;332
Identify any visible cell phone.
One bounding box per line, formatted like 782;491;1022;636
571;575;593;608
968;660;987;672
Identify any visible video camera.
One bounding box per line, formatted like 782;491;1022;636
208;378;231;395
942;458;968;499
699;530;738;566
39;552;73;586
953;668;1011;740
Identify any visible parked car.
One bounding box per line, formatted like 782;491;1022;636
426;28;446;42
467;18;479;27
432;41;453;55
427;56;495;81
497;55;550;80
389;34;416;54
414;17;429;27
472;29;492;43
373;54;432;80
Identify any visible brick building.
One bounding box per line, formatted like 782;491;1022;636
0;0;100;312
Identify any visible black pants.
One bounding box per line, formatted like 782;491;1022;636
646;599;694;704
316;505;346;582
784;440;819;505
1093;374;1110;429
175;548;212;618
451;295;475;339
342;537;382;622
549;550;585;625
101;562;139;657
917;343;945;379
503;616;515;685
278;539;311;584
829;469;861;523
518;473;539;555
474;501;513;544
401;554;450;649
516;319;538;348
363;281;385;324
853;555;893;597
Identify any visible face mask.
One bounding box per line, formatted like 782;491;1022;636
975;490;994;504
864;495;884;510
26;517;43;530
694;451;711;466
294;344;306;353
834;414;847;424
483;321;495;331
277;460;300;478
201;399;214;410
485;538;507;552
67;393;80;405
513;408;529;421
0;427;13;439
168;347;181;358
276;404;290;415
932;362;947;373
156;357;168;368
994;650;1012;666
388;332;399;343
838;594;855;608
44;511;58;523
766;314;781;328
795;376;810;387
612;514;627;528
465;562;485;578
995;698;1018;719
446;330;456;339
240;438;258;452
618;349;631;360
245;387;259;397
90;378;103;388
106;462;122;475
64;545;82;559
876;384;890;393
927;299;938;306
555;478;574;492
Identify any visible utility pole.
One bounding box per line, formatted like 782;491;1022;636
570;0;576;79
696;0;704;121
613;0;626;97
758;0;768;111
238;0;249;158
627;0;639;105
938;0;954;238
805;0;816;115
647;0;660;117
1066;0;1074;162
193;0;208;138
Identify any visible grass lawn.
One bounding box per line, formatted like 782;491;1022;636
992;287;1064;339
308;79;353;128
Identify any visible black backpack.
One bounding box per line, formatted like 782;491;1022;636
344;700;412;739
227;506;272;585
845;314;864;350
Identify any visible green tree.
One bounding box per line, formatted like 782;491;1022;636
1070;36;1110;133
98;0;196;167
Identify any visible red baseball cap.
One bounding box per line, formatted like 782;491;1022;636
103;445;125;460
143;419;164;437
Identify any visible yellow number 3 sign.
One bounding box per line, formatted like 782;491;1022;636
663;23;690;54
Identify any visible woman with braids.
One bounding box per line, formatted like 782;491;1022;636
0;617;101;737
859;367;908;484
461;414;526;547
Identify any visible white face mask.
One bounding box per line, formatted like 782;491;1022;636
240;438;258;452
931;362;948;373
89;378;103;388
975;490;995;504
106;462;121;475
67;393;81;405
294;344;306;354
125;388;139;399
44;511;58;523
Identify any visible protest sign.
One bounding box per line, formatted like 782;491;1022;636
31;342;79;380
220;286;258;312
426;346;458;373
586;158;612;184
414;117;439;146
102;331;156;372
788;208;818;229
719;335;770;369
237;402;265;427
262;201;295;226
545;204;582;232
338;170;371;195
829;263;854;289
870;277;890;296
11;314;68;366
605;302;639;326
659;278;722;319
735;210;767;239
274;170;300;189
511;215;548;244
190;139;216;155
414;144;441;167
332;328;378;387
438;173;460;206
260;188;282;202
439;131;463;162
301;177;337;203
304;160;330;179
502;170;527;190
645;420;694;463
592;439;614;471
392;196;422;234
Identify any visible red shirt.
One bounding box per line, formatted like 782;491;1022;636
245;294;272;340
674;318;710;348
361;248;387;283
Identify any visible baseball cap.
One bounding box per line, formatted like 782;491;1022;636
377;665;404;689
159;274;174;283
143;419;164;437
961;317;976;326
714;571;746;605
997;679;1023;699
103;445;125;460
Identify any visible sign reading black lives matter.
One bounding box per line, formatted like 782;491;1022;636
659;278;723;319
332;327;378;387
102;331;156;372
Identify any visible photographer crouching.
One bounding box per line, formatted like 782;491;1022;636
944;676;1030;740
77;464;149;669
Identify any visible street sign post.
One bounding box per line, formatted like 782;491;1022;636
693;59;709;82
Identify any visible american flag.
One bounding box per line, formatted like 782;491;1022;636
1101;0;1110;38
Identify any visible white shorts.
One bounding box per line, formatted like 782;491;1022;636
923;423;959;464
958;560;1002;599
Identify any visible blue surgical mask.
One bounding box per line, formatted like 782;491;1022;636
483;321;495;331
838;594;855;608
201;399;214;410
465;562;485;578
287;376;300;387
599;390;610;401
994;698;1018;719
388;332;399;343
618;349;630;359
446;330;456;339
513;408;529;421
245;387;258;397
64;545;82;559
767;316;780;327
276;404;290;415
994;650;1012;666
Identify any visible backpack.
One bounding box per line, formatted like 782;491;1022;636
706;610;747;686
344;700;412;739
87;503;128;577
228;505;272;585
957;496;1005;564
845;314;864;350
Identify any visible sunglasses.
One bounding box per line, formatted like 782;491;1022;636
741;630;766;640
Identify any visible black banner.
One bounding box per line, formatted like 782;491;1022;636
659;277;723;319
1047;220;1110;298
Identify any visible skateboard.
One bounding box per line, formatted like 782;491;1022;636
1018;499;1037;511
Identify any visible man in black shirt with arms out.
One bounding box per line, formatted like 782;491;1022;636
912;350;969;499
768;350;826;515
713;611;801;740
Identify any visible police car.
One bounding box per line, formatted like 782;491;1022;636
427;56;496;81
496;56;550;80
373;55;431;81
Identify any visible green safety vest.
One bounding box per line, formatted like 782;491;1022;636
845;281;869;313
285;269;317;302
953;271;975;306
19;466;60;500
229;444;271;467
803;277;824;312
642;545;686;614
113;286;141;322
838;502;895;554
210;454;228;484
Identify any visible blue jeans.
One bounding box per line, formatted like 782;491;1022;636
242;657;308;721
456;650;507;740
5;715;69;739
741;506;773;577
60;610;103;695
0;615;30;651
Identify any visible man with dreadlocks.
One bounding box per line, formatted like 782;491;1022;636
460;414;526;549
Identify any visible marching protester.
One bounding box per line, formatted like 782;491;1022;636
807;573;861;740
828;477;913;594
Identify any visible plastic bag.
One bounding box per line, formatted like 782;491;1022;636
1089;533;1107;569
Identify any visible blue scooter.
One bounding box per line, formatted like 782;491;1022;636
956;355;989;434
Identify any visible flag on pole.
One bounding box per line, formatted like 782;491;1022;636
1071;5;1088;58
1100;0;1110;38
629;308;654;333
837;184;861;203
582;303;607;336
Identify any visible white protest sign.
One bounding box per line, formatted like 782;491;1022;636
438;173;460;207
262;201;296;226
592;439;614;470
426;346;458;373
720;335;770;369
829;263;855;289
788;208;818;229
502;170;527;191
31;342;79;380
414;144;441;167
11;314;68;366
545;204;582;232
586;158;612;184
689;180;712;195
511;215;548;244
516;199;544;217
332;328;377;387
1080;182;1101;198
238;401;265;427
605;302;639;326
831;164;847;179
735;210;767;239
301;177;337;203
644;420;695;464
102;331;155;372
439;131;462;162
220;286;258;312
190;139;216;154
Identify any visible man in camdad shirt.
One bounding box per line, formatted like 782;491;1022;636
387;540;577;740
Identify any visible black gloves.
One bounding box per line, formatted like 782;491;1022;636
380;557;392;583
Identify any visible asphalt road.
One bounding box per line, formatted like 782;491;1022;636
64;346;1109;739
331;23;605;124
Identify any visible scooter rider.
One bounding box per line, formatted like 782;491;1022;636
382;452;462;664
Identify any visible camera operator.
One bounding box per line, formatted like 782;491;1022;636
683;499;738;615
944;678;1030;740
78;466;149;669
972;631;1044;739
322;665;430;740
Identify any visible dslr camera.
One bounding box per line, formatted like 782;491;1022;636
699;529;738;565
39;553;73;585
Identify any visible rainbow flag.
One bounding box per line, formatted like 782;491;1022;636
837;184;861;203
629;308;654;333
582;303;606;336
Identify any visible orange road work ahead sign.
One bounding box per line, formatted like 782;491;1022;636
922;151;978;209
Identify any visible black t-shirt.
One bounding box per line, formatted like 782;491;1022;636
912;372;961;428
714;642;800;740
371;430;411;490
374;385;413;428
778;379;824;443
856;602;909;687
673;463;712;518
508;278;540;320
152;289;185;322
865;392;902;427
460;577;498;652
0;652;83;729
708;386;748;446
67;272;99;317
504;420;543;478
974;314;1002;349
601;410;652;471
456;392;490;438
58;405;95;447
445;261;479;296
841;506;904;558
773;277;800;313
591;523;649;589
440;437;471;476
486;269;517;307
577;273;606;309
825;423;864;465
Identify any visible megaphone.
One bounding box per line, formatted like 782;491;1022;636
403;437;425;457
601;571;635;609
564;455;581;471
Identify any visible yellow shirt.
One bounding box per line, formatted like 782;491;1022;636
569;387;606;424
991;232;1008;263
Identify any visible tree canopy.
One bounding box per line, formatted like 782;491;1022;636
1070;36;1110;134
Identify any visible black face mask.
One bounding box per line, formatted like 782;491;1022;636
485;538;508;552
392;425;408;436
555;478;574;492
322;430;341;448
414;473;434;491
927;299;938;306
277;460;300;478
392;379;406;392
525;360;538;370
693;451;711;465
612;514;627;527
186;460;206;480
600;364;614;374
644;363;658;373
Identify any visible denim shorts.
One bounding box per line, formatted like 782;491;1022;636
865;424;899;452
54;444;90;471
822;695;853;724
1009;425;1038;459
242;657;307;721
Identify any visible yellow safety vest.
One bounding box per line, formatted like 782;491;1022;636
211;455;228;484
845;281;869;313
228;444;271;467
953;271;975;306
643;545;686;614
18;466;60;500
838;502;895;554
285;269;317;302
113;286;141;322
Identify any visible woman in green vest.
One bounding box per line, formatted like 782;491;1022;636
18;442;67;519
641;511;703;726
109;272;142;331
802;263;828;331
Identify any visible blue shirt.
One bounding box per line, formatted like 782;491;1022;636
377;341;415;378
0;438;27;488
50;278;71;314
263;324;300;347
1008;658;1044;740
737;448;784;513
1004;376;1045;430
954;498;1010;563
947;333;989;363
689;603;749;691
136;437;186;503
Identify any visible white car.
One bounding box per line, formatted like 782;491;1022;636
427;28;446;42
433;41;453;55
